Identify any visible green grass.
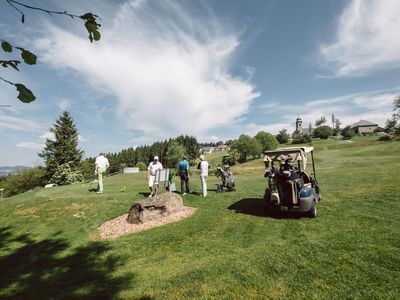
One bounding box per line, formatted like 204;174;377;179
1;137;399;299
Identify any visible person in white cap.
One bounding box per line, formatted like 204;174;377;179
198;155;209;197
147;156;163;197
94;153;109;194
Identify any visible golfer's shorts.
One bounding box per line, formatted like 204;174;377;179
148;175;156;187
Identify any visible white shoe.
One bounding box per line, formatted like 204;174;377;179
182;193;187;195
148;194;153;198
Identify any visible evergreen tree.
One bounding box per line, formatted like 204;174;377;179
39;111;83;180
315;116;327;127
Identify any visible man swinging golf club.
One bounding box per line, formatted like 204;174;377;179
94;153;109;194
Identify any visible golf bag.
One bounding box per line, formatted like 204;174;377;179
216;165;235;192
265;162;303;207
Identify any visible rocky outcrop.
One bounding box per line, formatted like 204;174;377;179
127;193;183;224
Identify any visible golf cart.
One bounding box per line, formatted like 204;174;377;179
263;146;320;218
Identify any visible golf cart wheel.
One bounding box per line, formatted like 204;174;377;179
307;200;317;218
264;190;278;213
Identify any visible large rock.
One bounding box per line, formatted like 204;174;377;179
127;193;184;224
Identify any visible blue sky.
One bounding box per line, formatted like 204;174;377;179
1;0;399;166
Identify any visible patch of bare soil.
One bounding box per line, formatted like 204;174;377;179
99;206;197;239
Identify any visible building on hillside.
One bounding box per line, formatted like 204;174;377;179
350;120;378;135
215;144;230;152
201;147;215;154
302;127;313;135
293;117;313;136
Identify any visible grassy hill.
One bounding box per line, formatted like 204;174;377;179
0;137;399;299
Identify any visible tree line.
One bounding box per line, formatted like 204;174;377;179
2;98;400;197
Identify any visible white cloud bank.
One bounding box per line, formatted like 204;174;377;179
16;142;44;150
293;90;396;127
320;0;400;77
255;88;398;133
0;114;41;132
35;0;259;138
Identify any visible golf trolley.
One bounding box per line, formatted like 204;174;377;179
216;165;235;192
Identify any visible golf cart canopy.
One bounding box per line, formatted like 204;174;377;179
263;146;314;171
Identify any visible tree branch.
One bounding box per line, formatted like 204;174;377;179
5;0;25;22
0;76;14;85
6;0;81;19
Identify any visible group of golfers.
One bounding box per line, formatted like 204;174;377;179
94;153;210;197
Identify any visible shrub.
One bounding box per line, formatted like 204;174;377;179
292;133;312;144
333;128;341;136
136;161;147;171
303;134;312;143
341;126;355;140
0;167;46;197
313;126;333;139
79;160;95;180
378;135;392;141
50;162;83;185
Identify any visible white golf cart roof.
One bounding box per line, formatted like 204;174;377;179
264;146;314;156
263;146;314;170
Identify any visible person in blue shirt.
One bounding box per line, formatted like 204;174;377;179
178;156;191;195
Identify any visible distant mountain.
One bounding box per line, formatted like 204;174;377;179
0;166;30;177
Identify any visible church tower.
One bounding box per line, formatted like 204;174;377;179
296;117;303;133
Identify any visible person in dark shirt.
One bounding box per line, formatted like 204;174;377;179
178;156;191;195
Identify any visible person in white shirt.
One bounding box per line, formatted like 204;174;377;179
198;155;209;197
147;156;163;197
95;153;109;194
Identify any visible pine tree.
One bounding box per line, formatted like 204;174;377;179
39;111;83;180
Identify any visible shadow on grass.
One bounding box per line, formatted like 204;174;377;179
228;198;303;219
0;226;135;300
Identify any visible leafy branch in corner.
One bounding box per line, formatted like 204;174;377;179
1;0;101;103
5;0;101;42
1;39;37;102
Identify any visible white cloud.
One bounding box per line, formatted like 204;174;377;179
34;0;259;139
251;88;398;134
16;142;44;150
40;131;55;141
320;0;400;76
0;114;41;132
57;99;70;111
282;89;397;127
39;131;86;142
244;122;295;135
198;135;222;143
78;134;87;142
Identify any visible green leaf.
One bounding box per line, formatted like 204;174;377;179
20;49;37;65
93;30;101;41
80;13;96;21
15;84;36;103
0;60;20;71
81;13;101;42
1;41;12;53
